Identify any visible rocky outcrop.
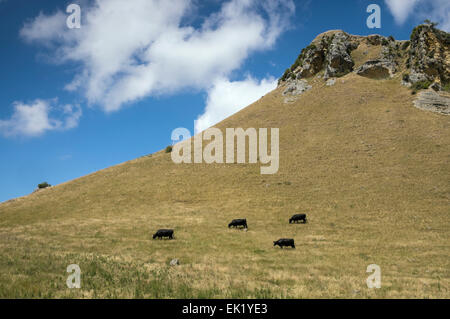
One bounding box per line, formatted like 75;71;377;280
356;60;397;79
294;44;325;78
380;37;401;62
324;32;357;79
413;90;450;115
170;259;180;266
282;79;311;96
278;24;449;98
407;24;450;86
282;79;311;103
279;31;359;84
278;31;400;85
366;34;385;46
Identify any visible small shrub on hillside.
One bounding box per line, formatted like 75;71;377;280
442;83;450;92
411;80;432;91
411;80;432;94
290;59;301;71
410;25;424;41
402;73;410;82
165;146;173;153
280;69;290;82
38;182;51;189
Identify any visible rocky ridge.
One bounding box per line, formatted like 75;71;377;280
278;24;450;113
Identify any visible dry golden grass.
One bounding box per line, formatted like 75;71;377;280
351;41;382;69
0;71;449;298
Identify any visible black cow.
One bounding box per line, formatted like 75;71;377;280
273;238;295;248
289;214;307;224
228;219;248;229
153;229;174;239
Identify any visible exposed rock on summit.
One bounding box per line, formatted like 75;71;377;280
278;24;449;101
279;31;359;84
356;60;397;79
407;24;450;85
324;32;357;79
278;30;402;86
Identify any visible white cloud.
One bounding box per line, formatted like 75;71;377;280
385;0;450;31
194;76;277;133
0;99;81;137
20;11;69;44
21;0;295;112
385;0;421;25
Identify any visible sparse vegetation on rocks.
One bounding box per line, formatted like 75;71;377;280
278;23;449;98
411;80;432;94
278;31;358;84
401;41;410;50
442;82;450;92
407;23;449;87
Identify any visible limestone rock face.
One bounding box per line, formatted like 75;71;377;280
282;79;312;96
413;89;450;115
366;34;384;46
356;60;397;79
278;24;449;99
278;31;359;85
282;79;312;103
324;32;357;79
408;24;450;85
296;45;325;78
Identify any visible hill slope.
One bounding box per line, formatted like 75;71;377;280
0;27;449;298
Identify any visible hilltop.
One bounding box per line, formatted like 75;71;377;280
0;25;449;298
279;24;449;113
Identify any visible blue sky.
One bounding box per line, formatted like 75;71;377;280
0;0;448;202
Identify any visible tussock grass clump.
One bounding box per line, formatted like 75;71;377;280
442;83;450;92
411;80;432;94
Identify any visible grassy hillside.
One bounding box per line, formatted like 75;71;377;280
0;70;449;298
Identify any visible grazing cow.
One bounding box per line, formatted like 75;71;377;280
153;229;174;239
228;219;248;229
289;214;307;224
273;238;295;249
